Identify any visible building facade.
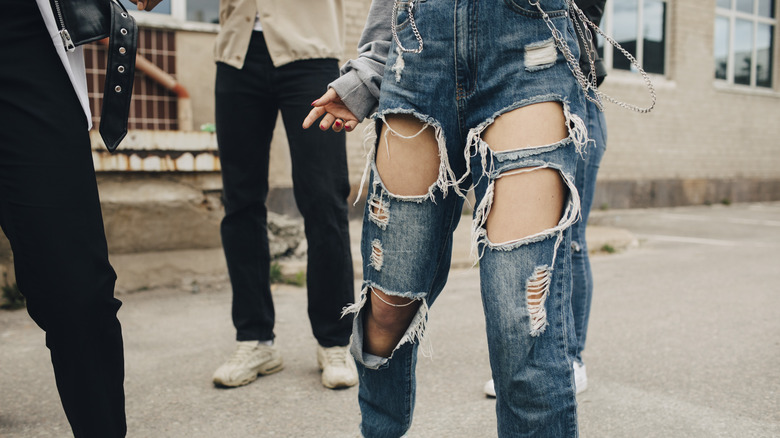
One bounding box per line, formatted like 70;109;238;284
1;0;778;290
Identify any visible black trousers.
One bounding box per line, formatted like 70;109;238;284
215;32;354;347
0;2;126;437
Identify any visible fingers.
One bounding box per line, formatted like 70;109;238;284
303;88;359;132
344;120;358;132
311;88;339;108
319;113;337;131
303;105;329;129
137;0;145;10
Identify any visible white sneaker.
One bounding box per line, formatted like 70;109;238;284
574;361;588;394
212;341;284;387
317;345;358;389
484;379;496;398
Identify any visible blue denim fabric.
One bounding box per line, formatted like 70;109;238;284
348;1;587;436
570;95;608;365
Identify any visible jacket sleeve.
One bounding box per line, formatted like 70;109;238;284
328;0;393;121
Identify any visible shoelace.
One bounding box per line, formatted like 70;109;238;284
323;348;348;367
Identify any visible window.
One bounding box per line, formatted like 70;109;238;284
715;0;775;88
119;0;219;25
597;0;667;75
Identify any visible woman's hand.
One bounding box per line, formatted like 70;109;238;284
303;88;359;133
129;0;164;11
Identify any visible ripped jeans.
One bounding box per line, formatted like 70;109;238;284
347;0;587;436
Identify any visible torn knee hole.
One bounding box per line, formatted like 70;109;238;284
370;288;417;309
375;114;456;198
483;168;568;243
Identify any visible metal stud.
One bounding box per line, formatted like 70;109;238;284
117;65;125;73
115;85;122;93
121;12;128;18
119;47;126;55
121;28;128;36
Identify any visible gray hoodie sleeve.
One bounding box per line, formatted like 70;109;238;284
328;1;393;121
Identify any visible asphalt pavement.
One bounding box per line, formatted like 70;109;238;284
1;202;778;437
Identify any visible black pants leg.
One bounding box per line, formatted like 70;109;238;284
277;60;354;347
215;32;353;346
0;2;126;437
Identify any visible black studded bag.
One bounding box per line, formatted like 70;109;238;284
49;0;138;152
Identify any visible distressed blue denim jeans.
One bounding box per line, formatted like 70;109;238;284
570;94;608;365
345;1;589;436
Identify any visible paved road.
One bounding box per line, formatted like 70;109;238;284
1;202;778;437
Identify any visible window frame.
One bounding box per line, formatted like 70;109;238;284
124;0;219;32
599;0;669;77
715;0;777;89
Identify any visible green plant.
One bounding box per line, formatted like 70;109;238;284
269;262;306;287
288;271;307;287
721;198;731;206
599;203;609;211
600;244;616;254
1;283;25;310
269;262;284;284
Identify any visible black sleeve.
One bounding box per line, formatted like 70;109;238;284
573;0;608;84
574;0;607;26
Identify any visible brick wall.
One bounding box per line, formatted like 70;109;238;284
593;0;780;207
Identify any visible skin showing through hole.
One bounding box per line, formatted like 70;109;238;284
365;115;438;357
375;115;439;196
482;102;568;243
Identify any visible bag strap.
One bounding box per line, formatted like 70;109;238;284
99;0;137;152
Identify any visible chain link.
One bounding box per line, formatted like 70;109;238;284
392;0;424;54
532;0;657;114
388;0;656;114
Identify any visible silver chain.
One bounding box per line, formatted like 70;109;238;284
531;0;657;114
570;6;598;92
391;0;424;54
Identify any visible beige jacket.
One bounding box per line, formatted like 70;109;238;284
215;0;345;68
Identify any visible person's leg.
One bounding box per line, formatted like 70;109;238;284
277;58;357;388
570;97;608;366
215;35;279;344
473;102;581;437
212;33;283;387
277;58;354;348
349;114;464;437
0;3;125;436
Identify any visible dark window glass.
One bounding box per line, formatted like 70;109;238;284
119;0;171;14
734;19;754;85
737;0;755;13
187;0;220;24
756;23;774;87
613;0;638;71
715;17;730;80
758;0;775;17
643;0;666;74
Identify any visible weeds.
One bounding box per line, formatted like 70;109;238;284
600;244;616;254
1;283;25;310
270;262;306;287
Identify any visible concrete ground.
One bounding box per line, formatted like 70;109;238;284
1;202;778;437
